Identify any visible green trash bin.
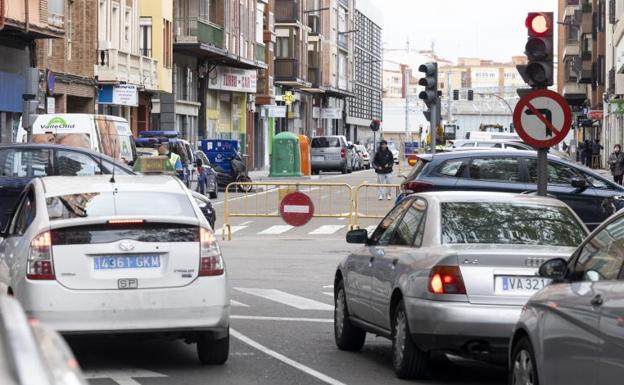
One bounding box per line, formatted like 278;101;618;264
270;132;302;177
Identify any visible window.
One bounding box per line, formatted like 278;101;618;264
467;158;519;182
276;36;290;58
48;0;65;27
437;160;464;177
527;160;581;185
388;199;427;246
573;218;624;281
0;149;52;178
311;137;341;148
477;142;497;148
370;198;413;246
55;151;102;176
124;7;131;50
441;202;586;246
256;2;265;44
461;142;475;147
139;17;152;57
12;190;36;236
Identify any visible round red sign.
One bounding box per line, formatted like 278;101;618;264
279;191;315;227
513;89;572;149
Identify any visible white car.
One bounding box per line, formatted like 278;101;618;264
0;175;229;365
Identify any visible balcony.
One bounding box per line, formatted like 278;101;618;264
174;17;223;48
576;57;593;83
256;43;266;63
275;0;301;23
308;68;321;88
563;40;580;59
95;49;159;91
275;58;300;80
563;81;586;96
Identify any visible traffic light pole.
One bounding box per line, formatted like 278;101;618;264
430;101;437;154
537;148;548;196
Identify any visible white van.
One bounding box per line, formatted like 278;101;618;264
17;114;137;163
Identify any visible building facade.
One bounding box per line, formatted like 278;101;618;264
0;0;64;142
604;0;624;163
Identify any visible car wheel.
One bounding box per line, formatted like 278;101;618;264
341;164;348;174
209;190;218;200
510;337;539;385
334;280;366;351
312;169;320;175
392;301;428;379
197;331;229;365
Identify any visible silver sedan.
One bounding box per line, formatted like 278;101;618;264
334;191;588;379
510;208;624;385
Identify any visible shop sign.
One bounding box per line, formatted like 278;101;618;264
320;108;342;119
267;105;287;118
98;84;139;107
209;66;257;93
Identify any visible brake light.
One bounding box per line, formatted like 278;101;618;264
340;148;346;158
27;231;55;280
428;266;466;294
108;219;145;225
199;228;224;276
403;180;433;193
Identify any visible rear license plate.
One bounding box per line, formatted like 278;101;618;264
93;255;160;270
495;276;551;295
118;278;138;289
312;156;324;162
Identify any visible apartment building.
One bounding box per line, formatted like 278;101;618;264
36;0;98;115
603;0;624;161
0;0;64;142
95;0;160;135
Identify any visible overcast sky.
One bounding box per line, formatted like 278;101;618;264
371;0;558;62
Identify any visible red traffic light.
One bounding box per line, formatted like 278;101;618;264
526;12;552;37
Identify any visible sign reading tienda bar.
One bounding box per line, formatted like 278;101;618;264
208;66;257;93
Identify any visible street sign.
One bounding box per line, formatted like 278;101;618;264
279;191;314;227
513;89;572;149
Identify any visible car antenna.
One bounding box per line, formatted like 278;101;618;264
108;155;116;184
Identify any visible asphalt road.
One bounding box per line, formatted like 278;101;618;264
68;168;508;385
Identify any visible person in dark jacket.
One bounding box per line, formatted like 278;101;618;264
373;140;394;200
608;144;624;185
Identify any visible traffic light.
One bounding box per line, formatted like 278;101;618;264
517;12;554;88
418;62;438;106
21;99;39;131
467;90;474;101
453;89;459;100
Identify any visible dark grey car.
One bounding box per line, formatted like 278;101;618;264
334;191;587;379
510;209;624;385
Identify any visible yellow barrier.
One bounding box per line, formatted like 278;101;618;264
221;181;354;240
352;183;401;229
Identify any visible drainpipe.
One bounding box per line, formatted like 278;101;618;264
0;0;5;31
24;0;29;33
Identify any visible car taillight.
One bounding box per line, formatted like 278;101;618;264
27;231;55;280
340;148;346;158
403;180;433;193
199;228;224;276
429;266;466;294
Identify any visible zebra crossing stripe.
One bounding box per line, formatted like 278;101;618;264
308;225;345;235
235;288;333;311
229;226;248;234
231;300;249;307
258;225;294;235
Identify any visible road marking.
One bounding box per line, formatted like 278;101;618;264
231;300;249;307
229;226;248;234
235;288;333;311
322;285;334;289
309;225;345;235
231;315;332;323
258;225;294;235
83;368;166;385
231;329;348;385
322;292;334;297
239;221;253;226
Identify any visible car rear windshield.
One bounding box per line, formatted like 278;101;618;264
46;191;195;221
312;137;341;148
441;202;585;246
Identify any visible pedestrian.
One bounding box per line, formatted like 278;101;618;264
158;143;183;174
592;139;604;168
609;144;624;185
196;158;209;195
373;140;394;200
583;139;592;167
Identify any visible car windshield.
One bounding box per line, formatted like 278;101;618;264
46;191;195;221
441;202;586;246
311;137;341;148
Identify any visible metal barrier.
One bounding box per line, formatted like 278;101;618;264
352;183;402;229
221;181;354;240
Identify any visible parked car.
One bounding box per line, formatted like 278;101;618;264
449;140;531;150
387;141;400;164
509;208;624;385
355;145;371;169
334;191;587;379
0;175;230;364
348;142;362;171
0;143;215;233
311;136;352;174
400;149;624;229
0;296;88;385
195;150;219;199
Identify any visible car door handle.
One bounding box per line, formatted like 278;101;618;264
591;294;604;306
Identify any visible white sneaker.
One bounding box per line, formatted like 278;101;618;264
387;195;392;200
378;195;383;200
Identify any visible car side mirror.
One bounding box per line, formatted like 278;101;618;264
346;229;368;244
571;177;587;189
538;258;568;281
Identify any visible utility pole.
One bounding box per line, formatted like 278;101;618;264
403;66;411;145
446;70;452;123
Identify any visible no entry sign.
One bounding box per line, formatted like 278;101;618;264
279;191;314;226
513;89;572;149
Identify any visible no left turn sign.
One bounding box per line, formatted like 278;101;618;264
513;89;572;149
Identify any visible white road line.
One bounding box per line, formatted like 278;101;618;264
231;300;249;307
229;226;248;234
258;225;294;235
235;288;333;311
309;225;345;235
83;368;167;385
322;285;334;289
322;292;334;297
239;221;253;226
231;329;348;385
231;315;332;323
